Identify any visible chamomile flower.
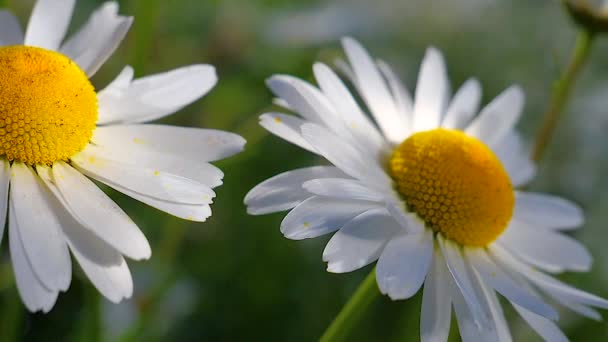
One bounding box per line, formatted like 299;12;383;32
245;37;607;341
0;0;244;312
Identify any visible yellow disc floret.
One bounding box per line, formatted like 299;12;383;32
0;46;97;165
389;129;514;247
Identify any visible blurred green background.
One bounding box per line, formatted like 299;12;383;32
1;0;608;341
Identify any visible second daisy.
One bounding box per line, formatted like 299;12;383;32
245;37;607;341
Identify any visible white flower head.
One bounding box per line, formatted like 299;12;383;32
245;37;607;341
0;0;245;312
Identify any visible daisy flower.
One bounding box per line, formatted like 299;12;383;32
0;0;245;312
245;37;607;341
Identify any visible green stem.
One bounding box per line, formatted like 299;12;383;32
320;268;380;342
531;29;595;162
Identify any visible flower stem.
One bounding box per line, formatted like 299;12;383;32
531;29;595;162
320;268;380;342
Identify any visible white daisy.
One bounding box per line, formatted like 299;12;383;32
0;0;245;312
245;37;607;341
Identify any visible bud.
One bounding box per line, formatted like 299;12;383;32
565;0;608;33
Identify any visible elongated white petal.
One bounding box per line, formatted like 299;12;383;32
245;166;347;215
98;65;217;123
60;2;132;76
93;125;245;163
76;143;224;189
9;206;58;313
313;62;385;153
52;162;151;260
72;150;215;205
385;200;425;234
301;123;392;191
438;236;487;326
377;229;433;300
421;247;452;342
465;86;524;147
466;248;558;319
259;113;316;153
37;170;134;302
477;278;512;342
493;133;535;187
451;280;497;342
413;47;449;132
0;11;24;46
303;178;385;202
266;75;324;124
442;78;481;129
0;158;9;244
512;304;568;342
281;196;381;240
341;37;408;142
499;225;591;272
553;296;602;321
60;213;133;302
323;208;400;273
490;245;608;309
513;191;583;230
24;0;75;50
104;65;134;89
377;60;414;125
10;163;71;291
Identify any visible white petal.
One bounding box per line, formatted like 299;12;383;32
104;65;134;89
451;280;497;342
281;196;381;240
259;113;316;153
512;304;568;342
24;0;75;50
493;132;536;187
0;158;9;244
376;60;414;125
477;278;512;342
60;212;133;302
466;248;558;319
36;169;134;302
420;247;452;342
93;125;245;163
341;37;408;142
323;208;400;273
72;148;215;205
376;229;433;300
438;236;487;326
76;142;224;189
513;191;583;230
385;200;425;234
0;11;24;46
442;78;481;129
490;244;608;310
52;162;151;260
303;178;385;202
60;2;131;76
301;123;392;191
313;62;386;154
553;296;602;321
245;166;347;215
10;163;71;291
465;86;524;147
97;65;217;124
499;224;591;272
9;207;58;313
413;47;449;132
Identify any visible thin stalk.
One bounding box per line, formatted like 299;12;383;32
531;29;595;162
320;268;380;342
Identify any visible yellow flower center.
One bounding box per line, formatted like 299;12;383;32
0;46;97;165
389;128;514;247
